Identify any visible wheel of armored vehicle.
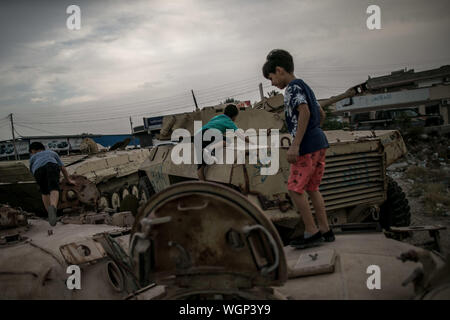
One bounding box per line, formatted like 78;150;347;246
379;177;411;229
138;176;154;204
120;194;140;216
98;193;110;210
110;192;121;211
130;184;139;199
120;187;130;201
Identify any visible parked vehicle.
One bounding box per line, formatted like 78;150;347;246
353;108;443;130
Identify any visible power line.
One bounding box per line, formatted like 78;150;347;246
13;84;269;126
14;76;263;119
14;127;24;138
14;123;60;135
15;81;261;121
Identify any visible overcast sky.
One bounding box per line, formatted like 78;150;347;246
0;0;449;139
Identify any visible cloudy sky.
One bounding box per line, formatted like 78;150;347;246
0;0;449;139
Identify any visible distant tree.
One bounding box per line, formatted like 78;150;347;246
322;105;345;130
222;97;238;104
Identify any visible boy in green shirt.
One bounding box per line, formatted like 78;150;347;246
196;104;245;180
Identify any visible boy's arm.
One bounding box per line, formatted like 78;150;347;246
287;103;310;164
60;166;76;185
319;105;326;126
54;152;76;185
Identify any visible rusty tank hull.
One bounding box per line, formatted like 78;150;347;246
0;205;138;299
0;148;150;214
128;182;447;300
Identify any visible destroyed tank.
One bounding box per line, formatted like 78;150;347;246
128;182;449;300
0;171;139;299
0;148;150;215
0;203;139;299
137;85;411;244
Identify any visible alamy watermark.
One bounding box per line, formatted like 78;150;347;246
366;5;381;30
170;122;280;175
66;265;81;290
366;265;381;290
66;5;81;30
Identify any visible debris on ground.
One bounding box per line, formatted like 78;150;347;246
387;130;450;255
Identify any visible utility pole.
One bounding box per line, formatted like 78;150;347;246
259;83;264;101
129;116;137;148
191;89;199;111
9;113;18;160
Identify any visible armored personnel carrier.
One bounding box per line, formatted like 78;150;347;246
137;88;411;243
128;182;449;300
0;148;150;214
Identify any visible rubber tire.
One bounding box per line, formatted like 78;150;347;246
138;176;154;204
130;184;139;198
379;177;411;230
120;186;130;200
110;192;121;212
98;193;111;210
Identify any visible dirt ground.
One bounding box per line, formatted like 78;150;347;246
388;171;450;256
387;131;450;257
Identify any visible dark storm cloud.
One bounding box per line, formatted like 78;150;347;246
0;0;449;138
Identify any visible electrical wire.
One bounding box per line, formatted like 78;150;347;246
13;127;25;138
14;123;60;136
13;83;270;126
13;76;263;119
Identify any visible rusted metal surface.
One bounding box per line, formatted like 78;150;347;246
280;233;441;299
127;182;448;300
111;211;135;227
157;102;285;140
0;149;150;213
0;161;34;184
131;181;288;292
0;205;28;229
60;212;112;225
60;239;107;265
288;249;336;278
67;149;150;184
399;249;450;299
58;175;100;210
0;218;139;299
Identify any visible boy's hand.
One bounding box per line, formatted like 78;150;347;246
67;178;77;185
287;145;299;164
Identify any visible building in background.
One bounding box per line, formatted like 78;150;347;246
332;65;450;125
0;134;139;161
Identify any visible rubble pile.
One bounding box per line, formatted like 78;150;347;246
404;132;450;169
387;131;450;216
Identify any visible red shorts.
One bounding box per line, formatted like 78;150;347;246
287;148;326;194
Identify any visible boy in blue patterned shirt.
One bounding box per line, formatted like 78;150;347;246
262;49;334;247
29;142;76;226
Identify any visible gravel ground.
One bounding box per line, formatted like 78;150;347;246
388;171;450;256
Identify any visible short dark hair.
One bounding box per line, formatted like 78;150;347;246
29;141;45;153
262;49;294;79
224;104;239;119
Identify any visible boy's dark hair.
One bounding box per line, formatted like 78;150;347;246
29;141;45;153
224;104;239;119
262;49;294;79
